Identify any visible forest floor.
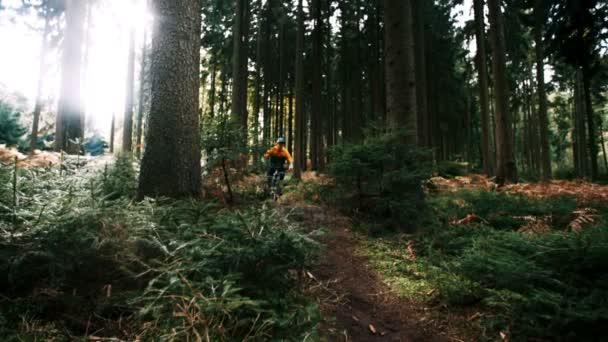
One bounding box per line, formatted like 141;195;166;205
278;181;465;341
294;205;448;342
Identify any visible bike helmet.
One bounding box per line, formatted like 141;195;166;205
277;137;286;144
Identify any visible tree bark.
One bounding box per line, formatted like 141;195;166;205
230;0;250;129
122;27;136;153
311;0;323;170
534;0;551;180
55;0;86;154
208;63;216;118
582;67;598;181
488;0;517;183
294;0;306;179
473;0;494;175
30;5;51;154
137;0;202;199
109;112;116;153
384;0;417;144
135;19;149;159
413;0;428;147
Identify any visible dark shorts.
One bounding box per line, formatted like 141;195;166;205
267;167;286;180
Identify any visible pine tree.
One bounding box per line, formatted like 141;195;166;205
137;0;202;199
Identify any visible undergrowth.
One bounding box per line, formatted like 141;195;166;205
0;156;321;340
357;189;608;341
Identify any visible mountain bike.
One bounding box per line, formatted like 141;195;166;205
268;169;286;201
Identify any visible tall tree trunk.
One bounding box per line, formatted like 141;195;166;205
230;0;250;129
311;0;322;170
534;0;551;180
136;18;149;159
413;0;428;146
208;64;216;118
384;0;417;144
110;112;116;153
288;90;294;154
278;20;286;137
253;17;263;159
30;6;51;154
122;27;136;153
488;0;517;183
582;67;598;181
473;0;494;175
137;0;202;199
294;0;306;179
55;0;86;154
573;72;588;177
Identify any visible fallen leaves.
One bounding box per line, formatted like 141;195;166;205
568;208;599;232
0;145;62;168
429;175;608;204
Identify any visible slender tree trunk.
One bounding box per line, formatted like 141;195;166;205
534;0;551;180
55;0;86;154
135;20;149;159
582;67;598;181
208;64;216;118
30;7;51;154
288;90;294;154
137;0;202;199
473;0;494;175
413;0;428;146
488;0;517;183
311;0;322;170
278;20;286;138
384;0;417;144
294;0;306;179
574;72;588;176
253;17;263;158
122;27;136;153
110;112;116;153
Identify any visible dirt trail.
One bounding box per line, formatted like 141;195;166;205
287;204;447;342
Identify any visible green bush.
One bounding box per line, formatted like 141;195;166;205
328;128;433;229
0;158;321;340
0;101;27;147
101;154;137;199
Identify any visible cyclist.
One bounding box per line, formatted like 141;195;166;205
264;137;293;193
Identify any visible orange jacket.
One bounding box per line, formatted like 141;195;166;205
264;144;293;164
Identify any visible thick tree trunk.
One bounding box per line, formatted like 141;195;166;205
55;0;86;154
137;0;202;199
534;0;551;180
135;22;149;159
30;8;51;154
122;28;136;153
294;0;306;179
473;0;494;175
413;0;428;147
488;0;517;183
384;0;417;144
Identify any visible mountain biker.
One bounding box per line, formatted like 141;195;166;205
264;137;293;192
